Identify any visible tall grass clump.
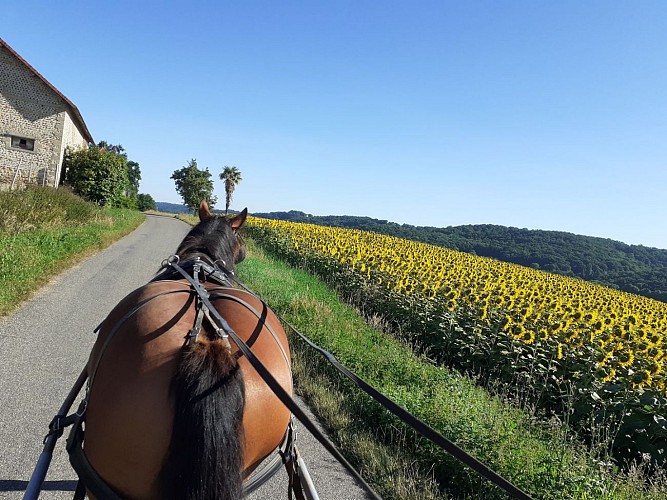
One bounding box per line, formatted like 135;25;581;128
0;186;144;316
0;185;101;233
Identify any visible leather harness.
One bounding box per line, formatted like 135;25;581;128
61;256;306;500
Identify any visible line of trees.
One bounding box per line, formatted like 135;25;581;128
171;160;242;214
63;144;241;215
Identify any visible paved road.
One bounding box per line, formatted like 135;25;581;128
0;215;370;499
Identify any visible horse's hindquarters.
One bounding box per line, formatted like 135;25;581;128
83;282;293;499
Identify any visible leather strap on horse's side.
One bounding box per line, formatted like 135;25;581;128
87;288;195;391
73;479;87;500
277;421;307;500
66;411;124;500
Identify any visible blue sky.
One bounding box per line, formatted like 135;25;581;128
4;1;666;248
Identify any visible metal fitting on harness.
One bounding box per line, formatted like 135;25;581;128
160;254;180;270
187;299;208;345
192;258;203;283
215;328;232;348
44;398;87;444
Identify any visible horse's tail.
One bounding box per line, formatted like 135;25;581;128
162;338;245;500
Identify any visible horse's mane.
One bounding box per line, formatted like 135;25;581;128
176;214;246;269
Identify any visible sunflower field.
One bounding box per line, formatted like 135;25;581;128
245;216;667;469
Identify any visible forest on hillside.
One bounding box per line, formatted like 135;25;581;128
252;210;667;303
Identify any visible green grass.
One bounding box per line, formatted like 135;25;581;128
0;187;145;316
237;239;666;500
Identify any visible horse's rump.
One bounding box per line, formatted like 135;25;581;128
84;255;292;498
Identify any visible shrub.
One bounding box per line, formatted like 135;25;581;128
63;146;129;207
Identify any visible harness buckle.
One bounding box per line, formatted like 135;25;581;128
192;259;203;283
215;327;232;348
75;399;88;417
45;416;64;443
187;298;208;345
44;403;86;444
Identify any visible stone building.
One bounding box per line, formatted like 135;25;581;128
0;37;93;189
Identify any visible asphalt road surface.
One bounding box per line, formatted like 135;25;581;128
0;215;370;499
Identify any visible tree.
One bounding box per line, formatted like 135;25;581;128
137;193;157;211
126;160;141;198
219;166;242;215
63;146;129;206
97;141;141;198
171;159;217;212
97;141;125;155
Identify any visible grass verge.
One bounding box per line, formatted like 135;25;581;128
237;239;665;500
0;187;145;317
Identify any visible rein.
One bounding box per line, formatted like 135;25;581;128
220;261;535;500
163;257;383;500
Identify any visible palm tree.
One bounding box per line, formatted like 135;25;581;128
219;166;243;215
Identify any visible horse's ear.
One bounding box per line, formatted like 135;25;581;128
198;201;213;222
230;208;247;232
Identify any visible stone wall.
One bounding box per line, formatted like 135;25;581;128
57;110;88;185
0;45;88;188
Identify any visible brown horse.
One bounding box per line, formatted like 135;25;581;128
81;202;292;499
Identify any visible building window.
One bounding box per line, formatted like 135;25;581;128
11;136;35;151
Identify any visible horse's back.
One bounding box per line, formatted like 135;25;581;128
84;280;292;499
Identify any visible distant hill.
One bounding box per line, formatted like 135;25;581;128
156;201;192;214
251;210;667;303
156;202;230;215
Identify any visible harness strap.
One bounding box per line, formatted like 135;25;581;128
66;412;123;500
284;317;534;499
208;292;291;372
153;255;234;288
63;399;291;500
202;306;232;348
280;422;308;500
242;420;298;496
73;479;87;500
87;288;194;392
